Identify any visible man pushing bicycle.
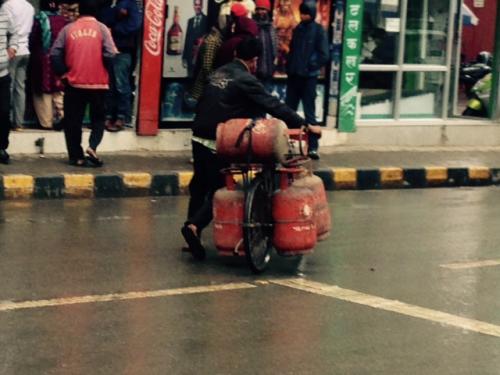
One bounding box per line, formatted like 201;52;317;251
181;37;322;260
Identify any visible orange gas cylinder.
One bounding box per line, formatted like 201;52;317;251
213;170;245;256
272;169;317;256
294;174;331;241
216;118;289;163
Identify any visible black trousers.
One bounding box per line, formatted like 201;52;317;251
187;141;228;233
0;75;11;150
63;86;106;161
286;75;320;151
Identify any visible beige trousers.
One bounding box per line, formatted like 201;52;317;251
32;91;64;129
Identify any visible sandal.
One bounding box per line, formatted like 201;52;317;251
181;224;206;260
86;148;104;167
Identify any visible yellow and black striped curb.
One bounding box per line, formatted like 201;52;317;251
0;167;499;200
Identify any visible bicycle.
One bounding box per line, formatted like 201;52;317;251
217;122;310;273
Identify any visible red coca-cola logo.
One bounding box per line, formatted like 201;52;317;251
144;0;164;56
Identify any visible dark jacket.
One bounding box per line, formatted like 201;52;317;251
286;2;329;77
192;59;306;140
255;15;277;80
214;16;258;68
99;0;142;53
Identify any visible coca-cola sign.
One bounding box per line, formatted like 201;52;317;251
144;0;164;56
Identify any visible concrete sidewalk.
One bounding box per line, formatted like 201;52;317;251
1;146;500;199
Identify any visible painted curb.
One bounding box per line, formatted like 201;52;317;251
0;167;498;200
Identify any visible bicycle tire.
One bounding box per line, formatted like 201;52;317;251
243;174;274;274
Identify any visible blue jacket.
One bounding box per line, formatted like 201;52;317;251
286;2;329;77
99;0;142;53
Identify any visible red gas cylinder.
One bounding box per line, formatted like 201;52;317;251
294;174;331;241
213;170;245;256
272;169;317;256
216;118;289;163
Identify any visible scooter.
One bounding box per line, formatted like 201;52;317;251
459;51;492;97
462;73;491;117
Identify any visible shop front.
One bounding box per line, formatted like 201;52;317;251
137;0;335;136
137;0;500;140
336;0;500;133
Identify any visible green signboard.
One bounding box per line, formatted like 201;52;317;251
338;0;364;132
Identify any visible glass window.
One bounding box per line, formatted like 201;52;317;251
404;1;450;65
400;72;444;118
361;0;401;64
358;0;455;121
359;72;396;119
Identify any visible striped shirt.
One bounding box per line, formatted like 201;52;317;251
0;7;17;77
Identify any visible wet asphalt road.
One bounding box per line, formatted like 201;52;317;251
1;189;500;374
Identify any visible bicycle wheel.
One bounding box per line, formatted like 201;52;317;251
243;174;274;274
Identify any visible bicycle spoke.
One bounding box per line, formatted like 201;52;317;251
243;173;274;274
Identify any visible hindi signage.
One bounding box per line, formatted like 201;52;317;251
338;0;364;132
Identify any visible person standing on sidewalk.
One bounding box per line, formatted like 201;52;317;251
187;8;231;104
214;2;258;68
29;0;67;130
286;1;328;160
99;0;141;132
218;0;255;20
50;0;117;167
181;37;322;260
2;0;34;130
59;0;79;22
0;0;18;164
253;0;277;92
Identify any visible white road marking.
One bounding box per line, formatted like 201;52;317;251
1;215;133;224
4;278;500;339
271;278;500;338
0;283;256;313
440;259;500;270
2;214;178;225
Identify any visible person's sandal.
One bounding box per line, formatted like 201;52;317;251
181;224;206;260
86;148;104;167
113;118;125;132
104;119;116;132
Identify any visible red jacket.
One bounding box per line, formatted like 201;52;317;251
50;16;117;89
